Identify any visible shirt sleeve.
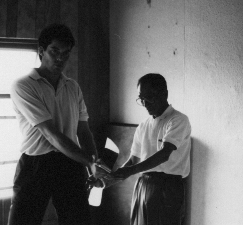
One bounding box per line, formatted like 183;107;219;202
77;85;89;121
130;125;142;158
162;114;191;149
10;79;52;127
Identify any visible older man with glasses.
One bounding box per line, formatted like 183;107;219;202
111;73;192;225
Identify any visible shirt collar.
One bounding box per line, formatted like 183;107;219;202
154;104;174;120
29;69;70;84
29;69;41;80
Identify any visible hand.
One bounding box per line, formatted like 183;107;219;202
86;175;123;189
95;158;111;173
86;175;104;190
89;157;110;179
88;156;97;177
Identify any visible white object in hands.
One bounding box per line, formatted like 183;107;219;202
89;138;120;206
105;137;119;153
88;186;104;206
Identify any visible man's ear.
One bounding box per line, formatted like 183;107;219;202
38;46;44;56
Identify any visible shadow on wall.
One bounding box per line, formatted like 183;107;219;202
184;137;210;225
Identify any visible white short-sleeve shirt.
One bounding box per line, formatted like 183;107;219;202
10;69;89;155
131;105;191;178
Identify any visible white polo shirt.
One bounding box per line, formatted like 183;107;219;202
131;105;191;178
10;69;89;155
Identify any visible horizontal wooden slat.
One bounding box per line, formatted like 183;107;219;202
0;160;18;165
0;38;38;50
0;187;12;191
0;94;10;99
0;37;38;44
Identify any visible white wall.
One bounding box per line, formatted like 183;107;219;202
110;0;185;123
110;0;243;224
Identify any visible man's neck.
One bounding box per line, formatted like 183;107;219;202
36;67;61;90
153;102;169;118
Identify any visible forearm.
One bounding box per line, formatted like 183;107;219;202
78;130;98;160
129;142;176;175
46;130;93;166
130;150;171;175
36;120;93;166
77;121;98;161
113;143;175;180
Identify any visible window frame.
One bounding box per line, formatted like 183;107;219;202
0;38;39;196
0;37;38;51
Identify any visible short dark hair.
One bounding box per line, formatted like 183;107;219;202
137;73;168;96
38;23;75;60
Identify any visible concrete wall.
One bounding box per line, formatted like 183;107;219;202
110;0;243;224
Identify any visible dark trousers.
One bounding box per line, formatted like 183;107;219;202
131;172;185;225
8;151;91;225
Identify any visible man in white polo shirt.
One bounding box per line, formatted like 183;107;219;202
8;23;105;225
112;73;191;225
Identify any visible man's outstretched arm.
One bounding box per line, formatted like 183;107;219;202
112;142;176;180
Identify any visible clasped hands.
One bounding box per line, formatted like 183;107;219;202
87;159;134;189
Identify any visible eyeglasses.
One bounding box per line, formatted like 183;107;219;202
136;97;155;106
136;90;167;106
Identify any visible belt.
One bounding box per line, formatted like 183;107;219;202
142;172;182;180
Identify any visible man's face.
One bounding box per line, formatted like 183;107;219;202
39;40;72;74
137;83;167;117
